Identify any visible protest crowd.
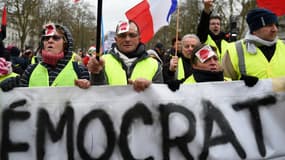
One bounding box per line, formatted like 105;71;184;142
1;0;285;159
1;0;284;91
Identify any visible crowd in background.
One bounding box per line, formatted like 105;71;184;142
0;0;284;92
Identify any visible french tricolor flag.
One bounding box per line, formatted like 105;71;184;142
125;0;177;44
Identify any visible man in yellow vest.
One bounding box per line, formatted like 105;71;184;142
87;20;163;92
197;0;230;61
184;44;229;84
222;8;285;87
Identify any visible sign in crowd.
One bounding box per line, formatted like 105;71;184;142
1;79;285;160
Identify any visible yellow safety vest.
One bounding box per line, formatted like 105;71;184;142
103;54;158;85
227;40;285;79
0;72;18;83
29;60;78;87
205;35;229;61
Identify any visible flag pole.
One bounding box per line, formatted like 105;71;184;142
96;0;103;60
175;0;180;57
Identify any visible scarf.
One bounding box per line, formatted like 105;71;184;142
42;50;64;66
192;68;224;82
244;31;278;54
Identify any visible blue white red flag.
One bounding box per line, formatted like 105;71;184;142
125;0;177;43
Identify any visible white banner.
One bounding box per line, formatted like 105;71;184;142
1;79;285;160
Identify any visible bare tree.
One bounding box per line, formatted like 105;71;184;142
5;0;96;51
7;0;40;50
147;0;258;49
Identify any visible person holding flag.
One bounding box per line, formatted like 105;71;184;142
87;20;163;92
164;34;201;83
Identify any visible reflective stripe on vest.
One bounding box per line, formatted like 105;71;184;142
235;40;246;75
29;60;78;87
0;72;18;83
231;40;285;79
103;54;158;85
205;35;229;61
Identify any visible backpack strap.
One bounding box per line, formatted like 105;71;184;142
235;40;246;75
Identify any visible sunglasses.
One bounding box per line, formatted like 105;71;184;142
117;32;138;38
43;35;63;41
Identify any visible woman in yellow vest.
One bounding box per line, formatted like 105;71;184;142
0;23;90;91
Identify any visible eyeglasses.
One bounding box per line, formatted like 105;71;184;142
117;32;138;38
43;35;63;41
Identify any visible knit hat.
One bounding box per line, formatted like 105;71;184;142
246;8;278;33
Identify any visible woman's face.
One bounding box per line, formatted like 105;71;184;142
42;31;65;54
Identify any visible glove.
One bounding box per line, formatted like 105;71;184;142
240;74;258;87
166;78;185;92
0;76;20;92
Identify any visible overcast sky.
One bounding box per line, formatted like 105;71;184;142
85;0;142;34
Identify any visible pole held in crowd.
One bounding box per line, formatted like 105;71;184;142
175;0;180;56
96;0;103;60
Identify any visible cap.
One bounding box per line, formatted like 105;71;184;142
246;8;278;32
116;20;130;34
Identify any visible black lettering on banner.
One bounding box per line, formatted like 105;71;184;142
9;99;27;109
159;103;196;160
1;107;30;160
77;109;115;160
36;103;74;160
119;102;154;160
199;99;246;160
232;95;277;157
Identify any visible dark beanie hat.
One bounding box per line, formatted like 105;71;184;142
246;8;278;33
